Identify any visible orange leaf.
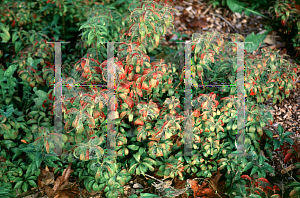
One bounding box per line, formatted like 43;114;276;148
45;140;50;153
86;149;89;160
21;140;29;144
81;60;86;69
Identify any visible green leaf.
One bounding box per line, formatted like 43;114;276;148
168;88;174;96
87;180;95;192
286;181;300;188
258;168;266;178
284;138;294;145
283;132;293;138
32;59;42;69
121;123;131;128
99;183;105;191
249;194;261;198
243;161;253;172
93;182;100;191
27;180;37;187
273;140;280;150
13;177;23;183
27;176;37;180
1;140;16;149
226;0;269;19
278;124;283;136
14;41;22;54
266;149;273;160
12;32;18;44
250;166;259;176
32;87;48;108
129;164;138;174
14;181;23;189
140;193;160;197
129;113;133;122
244;31;270;53
127;145;139;150
4;64;18;77
27;57;34;66
290;187;300;197
133;153;141;162
263;163;274;174
264;130;273;139
0;104;15;118
258;156;263;166
0;24;10;42
143;162;154;172
35;152;42;169
51;14;60;27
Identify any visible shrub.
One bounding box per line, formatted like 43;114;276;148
56;0;298;197
0;0;299;197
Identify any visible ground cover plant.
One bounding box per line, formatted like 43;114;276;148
0;0;299;197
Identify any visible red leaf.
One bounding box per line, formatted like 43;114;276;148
124;96;134;108
134;118;144;126
284;152;294;163
192;45;196;51
81;60;86;69
93;110;100;118
134;74;142;81
292;145;299;152
273;185;280;191
42;100;47;108
143;68;152;75
241;175;252;180
201;53;205;60
12;20;16;27
258;178;269;183
130;90;133;98
120;80;131;89
266;186;273;190
141;81;149;90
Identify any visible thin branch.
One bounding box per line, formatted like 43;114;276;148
213;13;239;33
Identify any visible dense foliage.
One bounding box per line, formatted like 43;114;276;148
0;0;299;197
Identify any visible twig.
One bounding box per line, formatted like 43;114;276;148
144;173;173;188
144;173;186;198
77;178;83;198
213;13;239;33
202;4;212;16
278;153;298;182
